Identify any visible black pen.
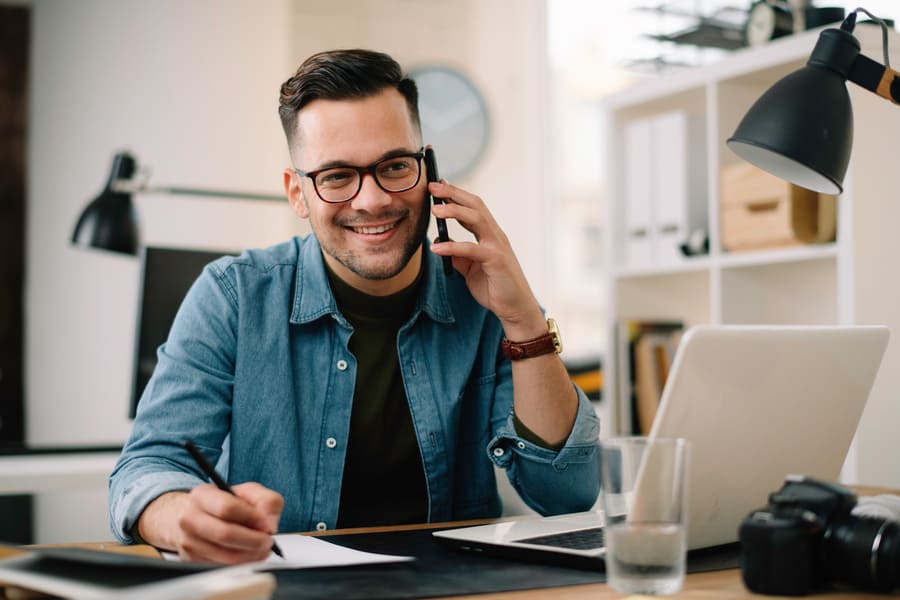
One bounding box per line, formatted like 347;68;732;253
184;440;285;559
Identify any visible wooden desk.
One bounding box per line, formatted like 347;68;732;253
3;485;897;599
302;519;890;599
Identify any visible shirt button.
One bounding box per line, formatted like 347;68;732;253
336;359;348;371
517;441;526;450
326;437;337;449
493;447;505;457
316;522;327;531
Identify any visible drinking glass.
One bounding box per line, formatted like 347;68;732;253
600;436;691;595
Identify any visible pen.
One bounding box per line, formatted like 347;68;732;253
184;440;285;559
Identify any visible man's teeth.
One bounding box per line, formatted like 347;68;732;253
353;223;396;234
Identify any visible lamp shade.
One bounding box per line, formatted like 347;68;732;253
71;152;139;255
727;28;861;195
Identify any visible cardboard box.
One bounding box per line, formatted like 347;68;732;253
720;163;836;252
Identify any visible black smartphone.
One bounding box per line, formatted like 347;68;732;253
424;147;453;277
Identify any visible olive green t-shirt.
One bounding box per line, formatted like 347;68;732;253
325;262;428;528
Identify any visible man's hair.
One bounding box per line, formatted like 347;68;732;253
278;49;420;150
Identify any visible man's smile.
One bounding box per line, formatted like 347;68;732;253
350;221;400;235
338;209;410;238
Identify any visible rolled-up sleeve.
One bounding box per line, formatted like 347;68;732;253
108;260;238;544
108;468;202;544
487;385;601;515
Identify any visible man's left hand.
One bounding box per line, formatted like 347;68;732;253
428;180;546;339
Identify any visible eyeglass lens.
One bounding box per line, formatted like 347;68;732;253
315;155;421;202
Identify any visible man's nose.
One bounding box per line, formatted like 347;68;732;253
350;173;392;211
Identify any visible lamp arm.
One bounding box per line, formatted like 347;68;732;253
842;8;890;66
848;53;900;105
154;186;285;202
111;180;285;202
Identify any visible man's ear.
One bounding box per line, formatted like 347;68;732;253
283;169;309;218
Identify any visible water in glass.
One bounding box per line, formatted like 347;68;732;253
606;521;686;595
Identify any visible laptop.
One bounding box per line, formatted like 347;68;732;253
433;325;890;566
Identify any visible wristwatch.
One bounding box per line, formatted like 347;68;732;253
501;318;563;360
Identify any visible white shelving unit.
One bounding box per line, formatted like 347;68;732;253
600;25;900;487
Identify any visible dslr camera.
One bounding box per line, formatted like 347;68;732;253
739;475;900;595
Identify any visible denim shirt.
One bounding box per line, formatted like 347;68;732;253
109;235;600;543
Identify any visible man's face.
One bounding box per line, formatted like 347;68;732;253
284;88;429;296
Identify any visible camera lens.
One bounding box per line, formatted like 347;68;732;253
826;516;900;591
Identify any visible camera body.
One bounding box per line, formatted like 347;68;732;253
739;475;899;595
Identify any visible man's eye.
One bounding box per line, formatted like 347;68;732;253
378;159;414;178
318;169;356;187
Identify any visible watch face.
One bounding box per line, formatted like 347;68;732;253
548;318;563;354
409;66;490;181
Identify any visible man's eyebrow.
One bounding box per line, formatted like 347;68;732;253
311;147;420;171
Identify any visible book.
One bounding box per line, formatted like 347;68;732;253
634;329;683;434
616;320;684;435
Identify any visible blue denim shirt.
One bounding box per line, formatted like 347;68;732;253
109;235;600;543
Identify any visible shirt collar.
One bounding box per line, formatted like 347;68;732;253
289;236;455;326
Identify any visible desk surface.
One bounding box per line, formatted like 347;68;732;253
298;521;888;599
3;485;897;599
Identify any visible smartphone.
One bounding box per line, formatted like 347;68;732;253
424;147;453;277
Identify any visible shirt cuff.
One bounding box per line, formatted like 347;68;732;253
110;471;201;544
488;385;600;470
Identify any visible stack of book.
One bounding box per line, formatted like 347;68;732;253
616;320;684;435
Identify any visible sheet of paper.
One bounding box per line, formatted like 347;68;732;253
162;534;413;570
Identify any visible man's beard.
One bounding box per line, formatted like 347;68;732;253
327;199;431;281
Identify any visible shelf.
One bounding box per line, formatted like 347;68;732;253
613;256;710;279
718;243;838;269
601;23;900;465
613;243;838;279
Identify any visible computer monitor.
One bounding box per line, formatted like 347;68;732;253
130;246;235;417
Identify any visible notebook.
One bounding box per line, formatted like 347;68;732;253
433;325;890;566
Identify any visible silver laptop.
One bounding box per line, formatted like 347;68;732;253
433;325;889;565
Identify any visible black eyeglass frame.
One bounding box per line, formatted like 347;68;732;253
294;148;426;204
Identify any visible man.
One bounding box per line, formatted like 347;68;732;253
109;49;600;564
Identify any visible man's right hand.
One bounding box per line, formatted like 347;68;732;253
136;482;284;565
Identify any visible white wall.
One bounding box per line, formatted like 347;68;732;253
26;0;553;448
288;0;554;309
24;0;301;543
22;0;553;540
26;0;300;447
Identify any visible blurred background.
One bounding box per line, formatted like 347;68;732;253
1;0;897;543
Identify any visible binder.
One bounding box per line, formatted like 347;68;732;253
620;112;707;268
623;118;654;266
652;111;708;265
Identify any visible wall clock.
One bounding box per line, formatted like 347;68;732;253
744;0;794;47
744;1;846;47
408;66;490;182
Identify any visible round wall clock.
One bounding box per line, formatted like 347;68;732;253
408;66;490;181
744;1;794;47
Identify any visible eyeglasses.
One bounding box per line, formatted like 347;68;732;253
295;149;426;204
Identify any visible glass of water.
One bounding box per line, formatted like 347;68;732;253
600;436;691;595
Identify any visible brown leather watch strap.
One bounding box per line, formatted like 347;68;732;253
501;319;562;361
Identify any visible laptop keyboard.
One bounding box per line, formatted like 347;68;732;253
516;527;605;550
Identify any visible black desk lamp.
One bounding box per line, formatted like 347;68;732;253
71;150;285;256
727;8;899;195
